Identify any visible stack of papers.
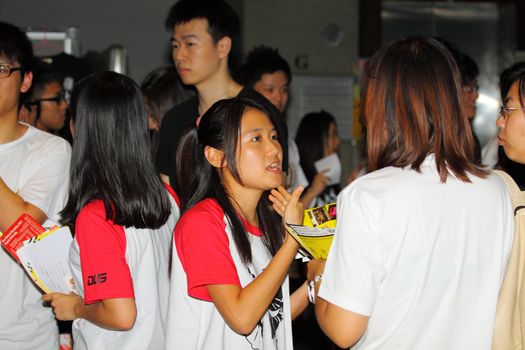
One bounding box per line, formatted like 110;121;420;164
286;224;334;259
1;214;73;294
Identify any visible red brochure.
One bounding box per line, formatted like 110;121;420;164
0;214;46;261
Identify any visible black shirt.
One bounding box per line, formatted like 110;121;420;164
157;87;289;191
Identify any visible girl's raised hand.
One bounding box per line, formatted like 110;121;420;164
269;186;304;225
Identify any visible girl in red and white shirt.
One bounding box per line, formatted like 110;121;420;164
166;96;309;349
43;72;180;350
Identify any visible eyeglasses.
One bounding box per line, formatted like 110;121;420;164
500;105;525;118
0;64;22;78
27;91;66;106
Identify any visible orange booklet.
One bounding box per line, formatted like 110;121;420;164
0;214;46;261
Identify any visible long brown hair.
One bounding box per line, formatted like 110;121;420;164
362;36;486;182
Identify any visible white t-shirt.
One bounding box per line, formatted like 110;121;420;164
0;125;71;350
319;155;514;350
69;188;180;350
166;198;293;350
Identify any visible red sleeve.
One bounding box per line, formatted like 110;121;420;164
164;182;181;208
175;200;240;301
75;201;134;304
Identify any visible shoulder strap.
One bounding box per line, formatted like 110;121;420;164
494;170;525;215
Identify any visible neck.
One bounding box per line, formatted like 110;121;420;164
35;120;50;133
196;69;242;116
0;111;26;144
223;176;262;227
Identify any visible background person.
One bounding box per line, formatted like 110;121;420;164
141;66;194;160
239;45;308;191
295;110;341;208
157;0;288;190
492;61;525;349
23;60;68;134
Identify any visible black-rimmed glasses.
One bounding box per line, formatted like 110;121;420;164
27;91;66;106
0;64;22;78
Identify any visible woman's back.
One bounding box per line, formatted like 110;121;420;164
69;191;180;350
323;155;514;349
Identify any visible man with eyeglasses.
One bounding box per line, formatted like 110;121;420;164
0;22;71;350
22;62;68;134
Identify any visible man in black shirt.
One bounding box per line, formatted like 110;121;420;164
158;0;288;189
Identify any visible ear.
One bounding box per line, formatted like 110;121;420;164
204;146;226;168
20;71;32;93
217;36;232;60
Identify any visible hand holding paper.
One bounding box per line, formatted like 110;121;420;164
1;214;73;294
314;153;342;186
42;292;83;321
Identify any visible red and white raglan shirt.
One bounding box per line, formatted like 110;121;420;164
165;198;293;350
69;186;180;350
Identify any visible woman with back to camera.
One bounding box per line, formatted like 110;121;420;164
295;110;341;208
306;37;514;349
43;72;180;350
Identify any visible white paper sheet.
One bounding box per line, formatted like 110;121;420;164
17;227;73;294
314;153;341;186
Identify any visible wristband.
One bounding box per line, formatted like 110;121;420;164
307;274;323;304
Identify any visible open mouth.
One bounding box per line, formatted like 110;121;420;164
266;161;281;172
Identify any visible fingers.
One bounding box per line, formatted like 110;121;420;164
42;293;54;302
269;193;285;217
276;186;292;202
289;186;304;205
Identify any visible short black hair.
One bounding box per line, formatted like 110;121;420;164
27;59;64;100
500;61;525;103
238;45;292;88
0;21;34;74
165;0;240;72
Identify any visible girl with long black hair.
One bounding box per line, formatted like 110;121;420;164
165;96;308;349
43;72;180;350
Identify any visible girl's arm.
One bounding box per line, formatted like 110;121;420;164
270;186;310;320
299;171;329;209
207;186;304;335
290;281;309;320
42;293;136;331
307;259;369;348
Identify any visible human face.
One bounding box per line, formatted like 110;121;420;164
171;18;225;87
253;71;289;113
0;56;31;120
33;81;67;132
324;122;340;156
230;108;282;192
462;80;479;119
497;82;525;164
